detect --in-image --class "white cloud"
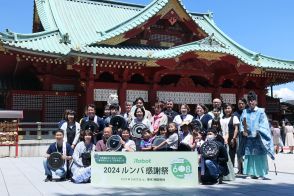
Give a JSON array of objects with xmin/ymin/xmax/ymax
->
[{"xmin": 273, "ymin": 88, "xmax": 294, "ymax": 101}]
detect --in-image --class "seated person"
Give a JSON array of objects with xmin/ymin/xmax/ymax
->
[
  {"xmin": 71, "ymin": 129, "xmax": 95, "ymax": 183},
  {"xmin": 153, "ymin": 122, "xmax": 179, "ymax": 151},
  {"xmin": 140, "ymin": 128, "xmax": 153, "ymax": 151},
  {"xmin": 120, "ymin": 128, "xmax": 136, "ymax": 152},
  {"xmin": 43, "ymin": 129, "xmax": 73, "ymax": 182},
  {"xmin": 200, "ymin": 128, "xmax": 229, "ymax": 184},
  {"xmin": 96, "ymin": 127, "xmax": 113, "ymax": 151}
]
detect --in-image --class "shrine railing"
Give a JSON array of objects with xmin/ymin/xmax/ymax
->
[{"xmin": 18, "ymin": 122, "xmax": 58, "ymax": 140}]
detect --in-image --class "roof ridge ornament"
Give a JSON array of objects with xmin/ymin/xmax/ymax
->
[
  {"xmin": 60, "ymin": 33, "xmax": 71, "ymax": 45},
  {"xmin": 207, "ymin": 10, "xmax": 214, "ymax": 19},
  {"xmin": 252, "ymin": 53, "xmax": 261, "ymax": 61}
]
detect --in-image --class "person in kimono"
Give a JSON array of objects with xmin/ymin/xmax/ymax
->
[
  {"xmin": 71, "ymin": 129, "xmax": 95, "ymax": 183},
  {"xmin": 239, "ymin": 91, "xmax": 274, "ymax": 180}
]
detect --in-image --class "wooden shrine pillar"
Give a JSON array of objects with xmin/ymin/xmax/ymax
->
[
  {"xmin": 258, "ymin": 89, "xmax": 267, "ymax": 108},
  {"xmin": 119, "ymin": 82, "xmax": 127, "ymax": 113},
  {"xmin": 42, "ymin": 74, "xmax": 52, "ymax": 91},
  {"xmin": 86, "ymin": 71, "xmax": 94, "ymax": 105}
]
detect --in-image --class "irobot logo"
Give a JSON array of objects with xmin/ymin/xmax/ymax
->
[{"xmin": 171, "ymin": 158, "xmax": 192, "ymax": 179}]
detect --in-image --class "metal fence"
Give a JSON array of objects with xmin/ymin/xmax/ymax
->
[{"xmin": 18, "ymin": 122, "xmax": 58, "ymax": 140}]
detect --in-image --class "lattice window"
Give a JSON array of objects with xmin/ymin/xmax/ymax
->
[
  {"xmin": 157, "ymin": 91, "xmax": 212, "ymax": 104},
  {"xmin": 94, "ymin": 89, "xmax": 117, "ymax": 102},
  {"xmin": 220, "ymin": 94, "xmax": 236, "ymax": 104},
  {"xmin": 12, "ymin": 94, "xmax": 42, "ymax": 110},
  {"xmin": 126, "ymin": 90, "xmax": 148, "ymax": 102},
  {"xmin": 149, "ymin": 34, "xmax": 182, "ymax": 45},
  {"xmin": 44, "ymin": 95, "xmax": 78, "ymax": 122}
]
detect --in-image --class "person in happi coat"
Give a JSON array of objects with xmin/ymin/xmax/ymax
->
[{"xmin": 239, "ymin": 91, "xmax": 274, "ymax": 180}]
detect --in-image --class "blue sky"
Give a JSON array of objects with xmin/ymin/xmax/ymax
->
[{"xmin": 1, "ymin": 0, "xmax": 294, "ymax": 100}]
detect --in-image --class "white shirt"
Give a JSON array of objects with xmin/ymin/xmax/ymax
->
[
  {"xmin": 166, "ymin": 133, "xmax": 179, "ymax": 150},
  {"xmin": 60, "ymin": 122, "xmax": 81, "ymax": 145},
  {"xmin": 129, "ymin": 118, "xmax": 154, "ymax": 133},
  {"xmin": 121, "ymin": 139, "xmax": 136, "ymax": 152},
  {"xmin": 181, "ymin": 133, "xmax": 192, "ymax": 146},
  {"xmin": 220, "ymin": 116, "xmax": 240, "ymax": 136},
  {"xmin": 173, "ymin": 114, "xmax": 193, "ymax": 129}
]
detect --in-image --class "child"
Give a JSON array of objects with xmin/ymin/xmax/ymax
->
[
  {"xmin": 192, "ymin": 130, "xmax": 205, "ymax": 153},
  {"xmin": 140, "ymin": 128, "xmax": 153, "ymax": 151},
  {"xmin": 153, "ymin": 122, "xmax": 178, "ymax": 151},
  {"xmin": 157, "ymin": 125, "xmax": 167, "ymax": 137}
]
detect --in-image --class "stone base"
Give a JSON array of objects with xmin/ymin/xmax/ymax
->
[{"xmin": 0, "ymin": 139, "xmax": 54, "ymax": 157}]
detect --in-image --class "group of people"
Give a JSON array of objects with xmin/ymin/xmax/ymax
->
[{"xmin": 43, "ymin": 91, "xmax": 281, "ymax": 185}]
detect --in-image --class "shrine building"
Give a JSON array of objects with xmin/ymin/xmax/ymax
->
[{"xmin": 1, "ymin": 0, "xmax": 294, "ymax": 121}]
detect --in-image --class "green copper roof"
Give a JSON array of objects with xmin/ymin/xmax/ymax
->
[
  {"xmin": 39, "ymin": 0, "xmax": 142, "ymax": 45},
  {"xmin": 0, "ymin": 30, "xmax": 70, "ymax": 55},
  {"xmin": 0, "ymin": 0, "xmax": 293, "ymax": 71}
]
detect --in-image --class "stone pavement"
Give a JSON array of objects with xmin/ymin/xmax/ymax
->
[{"xmin": 0, "ymin": 153, "xmax": 293, "ymax": 196}]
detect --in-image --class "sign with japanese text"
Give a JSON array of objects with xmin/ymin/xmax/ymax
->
[{"xmin": 91, "ymin": 152, "xmax": 198, "ymax": 187}]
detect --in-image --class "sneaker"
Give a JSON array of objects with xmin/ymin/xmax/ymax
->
[
  {"xmin": 44, "ymin": 175, "xmax": 52, "ymax": 182},
  {"xmin": 257, "ymin": 176, "xmax": 265, "ymax": 180}
]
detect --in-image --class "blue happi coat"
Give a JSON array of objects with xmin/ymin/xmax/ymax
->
[{"xmin": 239, "ymin": 107, "xmax": 275, "ymax": 160}]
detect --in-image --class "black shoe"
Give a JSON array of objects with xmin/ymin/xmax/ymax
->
[
  {"xmin": 280, "ymin": 150, "xmax": 284, "ymax": 153},
  {"xmin": 44, "ymin": 175, "xmax": 52, "ymax": 182},
  {"xmin": 218, "ymin": 176, "xmax": 223, "ymax": 184}
]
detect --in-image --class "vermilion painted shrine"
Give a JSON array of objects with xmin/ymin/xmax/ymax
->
[{"xmin": 0, "ymin": 0, "xmax": 293, "ymax": 121}]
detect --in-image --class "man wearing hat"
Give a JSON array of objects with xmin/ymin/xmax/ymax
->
[{"xmin": 239, "ymin": 91, "xmax": 274, "ymax": 180}]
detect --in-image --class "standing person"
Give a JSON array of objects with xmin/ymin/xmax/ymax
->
[
  {"xmin": 271, "ymin": 120, "xmax": 281, "ymax": 154},
  {"xmin": 153, "ymin": 122, "xmax": 179, "ymax": 151},
  {"xmin": 95, "ymin": 127, "xmax": 113, "ymax": 152},
  {"xmin": 283, "ymin": 121, "xmax": 294, "ymax": 154},
  {"xmin": 71, "ymin": 129, "xmax": 95, "ymax": 183},
  {"xmin": 58, "ymin": 109, "xmax": 71, "ymax": 128},
  {"xmin": 240, "ymin": 91, "xmax": 274, "ymax": 180},
  {"xmin": 194, "ymin": 104, "xmax": 212, "ymax": 132},
  {"xmin": 208, "ymin": 98, "xmax": 224, "ymax": 119},
  {"xmin": 151, "ymin": 102, "xmax": 168, "ymax": 135},
  {"xmin": 233, "ymin": 98, "xmax": 247, "ymax": 175},
  {"xmin": 208, "ymin": 108, "xmax": 221, "ymax": 129},
  {"xmin": 102, "ymin": 105, "xmax": 111, "ymax": 121},
  {"xmin": 80, "ymin": 104, "xmax": 105, "ymax": 144},
  {"xmin": 220, "ymin": 103, "xmax": 240, "ymax": 167},
  {"xmin": 43, "ymin": 130, "xmax": 73, "ymax": 182},
  {"xmin": 60, "ymin": 110, "xmax": 81, "ymax": 149},
  {"xmin": 164, "ymin": 100, "xmax": 178, "ymax": 123},
  {"xmin": 173, "ymin": 104, "xmax": 194, "ymax": 130},
  {"xmin": 130, "ymin": 97, "xmax": 152, "ymax": 121},
  {"xmin": 233, "ymin": 98, "xmax": 247, "ymax": 119},
  {"xmin": 123, "ymin": 101, "xmax": 133, "ymax": 125},
  {"xmin": 104, "ymin": 103, "xmax": 127, "ymax": 129},
  {"xmin": 129, "ymin": 107, "xmax": 153, "ymax": 132}
]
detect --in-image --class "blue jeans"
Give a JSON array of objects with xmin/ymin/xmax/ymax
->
[
  {"xmin": 205, "ymin": 159, "xmax": 220, "ymax": 179},
  {"xmin": 43, "ymin": 159, "xmax": 66, "ymax": 178}
]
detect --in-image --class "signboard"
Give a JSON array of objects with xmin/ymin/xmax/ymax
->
[{"xmin": 91, "ymin": 152, "xmax": 198, "ymax": 188}]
